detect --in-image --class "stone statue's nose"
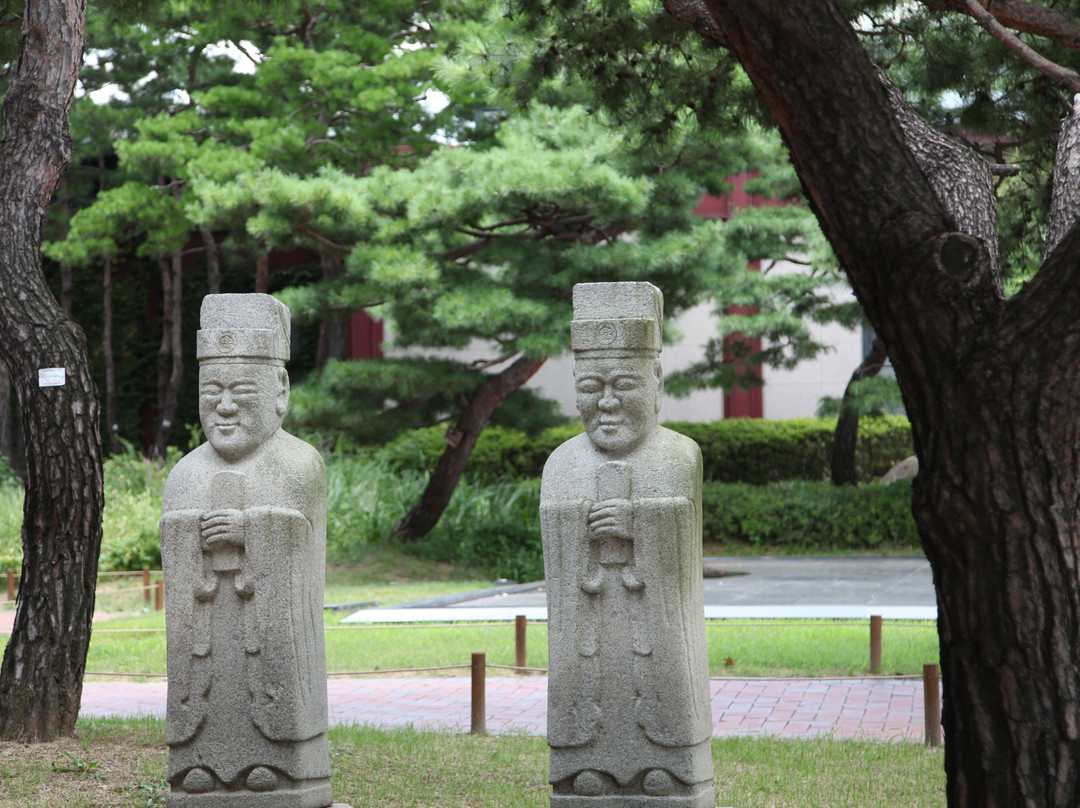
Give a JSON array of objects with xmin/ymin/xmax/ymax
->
[
  {"xmin": 598, "ymin": 390, "xmax": 619, "ymax": 411},
  {"xmin": 217, "ymin": 392, "xmax": 239, "ymax": 414}
]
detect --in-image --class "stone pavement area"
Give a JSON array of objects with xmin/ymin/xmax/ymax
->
[{"xmin": 78, "ymin": 675, "xmax": 936, "ymax": 742}]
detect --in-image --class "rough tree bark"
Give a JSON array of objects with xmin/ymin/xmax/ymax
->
[
  {"xmin": 154, "ymin": 251, "xmax": 183, "ymax": 456},
  {"xmin": 390, "ymin": 354, "xmax": 546, "ymax": 542},
  {"xmin": 103, "ymin": 255, "xmax": 122, "ymax": 455},
  {"xmin": 830, "ymin": 337, "xmax": 887, "ymax": 486},
  {"xmin": 0, "ymin": 359, "xmax": 11, "ymax": 463},
  {"xmin": 199, "ymin": 225, "xmax": 221, "ymax": 295},
  {"xmin": 0, "ymin": 0, "xmax": 103, "ymax": 741},
  {"xmin": 316, "ymin": 251, "xmax": 347, "ymax": 370},
  {"xmin": 694, "ymin": 2, "xmax": 1080, "ymax": 805}
]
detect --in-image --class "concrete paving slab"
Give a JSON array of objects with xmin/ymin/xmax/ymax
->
[{"xmin": 342, "ymin": 556, "xmax": 937, "ymax": 623}]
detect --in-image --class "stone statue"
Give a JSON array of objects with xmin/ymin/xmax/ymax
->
[
  {"xmin": 541, "ymin": 282, "xmax": 715, "ymax": 807},
  {"xmin": 160, "ymin": 294, "xmax": 334, "ymax": 808}
]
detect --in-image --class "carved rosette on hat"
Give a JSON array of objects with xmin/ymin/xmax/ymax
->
[
  {"xmin": 160, "ymin": 294, "xmax": 336, "ymax": 808},
  {"xmin": 541, "ymin": 282, "xmax": 715, "ymax": 807}
]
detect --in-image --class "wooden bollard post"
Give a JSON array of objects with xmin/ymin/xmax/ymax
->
[
  {"xmin": 869, "ymin": 615, "xmax": 883, "ymax": 674},
  {"xmin": 155, "ymin": 579, "xmax": 165, "ymax": 612},
  {"xmin": 471, "ymin": 652, "xmax": 486, "ymax": 734},
  {"xmin": 142, "ymin": 567, "xmax": 151, "ymax": 605},
  {"xmin": 6, "ymin": 570, "xmax": 13, "ymax": 603},
  {"xmin": 515, "ymin": 615, "xmax": 527, "ymax": 672},
  {"xmin": 923, "ymin": 662, "xmax": 942, "ymax": 747}
]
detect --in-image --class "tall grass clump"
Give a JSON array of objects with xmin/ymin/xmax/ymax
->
[
  {"xmin": 0, "ymin": 480, "xmax": 23, "ymax": 572},
  {"xmin": 325, "ymin": 455, "xmax": 428, "ymax": 556},
  {"xmin": 325, "ymin": 454, "xmax": 544, "ymax": 582},
  {"xmin": 99, "ymin": 444, "xmax": 182, "ymax": 571}
]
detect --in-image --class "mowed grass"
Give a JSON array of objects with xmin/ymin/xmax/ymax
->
[
  {"xmin": 3, "ymin": 546, "xmax": 940, "ymax": 678},
  {"xmin": 0, "ymin": 717, "xmax": 945, "ymax": 808}
]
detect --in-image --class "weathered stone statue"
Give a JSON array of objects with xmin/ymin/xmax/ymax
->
[
  {"xmin": 161, "ymin": 294, "xmax": 335, "ymax": 808},
  {"xmin": 541, "ymin": 282, "xmax": 715, "ymax": 807}
]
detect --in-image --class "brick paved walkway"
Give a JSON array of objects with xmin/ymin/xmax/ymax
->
[{"xmin": 79, "ymin": 676, "xmax": 934, "ymax": 742}]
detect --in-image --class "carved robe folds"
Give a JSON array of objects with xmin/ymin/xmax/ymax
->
[{"xmin": 541, "ymin": 428, "xmax": 713, "ymax": 807}]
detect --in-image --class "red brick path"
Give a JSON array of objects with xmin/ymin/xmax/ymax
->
[{"xmin": 77, "ymin": 676, "xmax": 935, "ymax": 742}]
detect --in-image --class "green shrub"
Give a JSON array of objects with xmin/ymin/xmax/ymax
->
[
  {"xmin": 666, "ymin": 415, "xmax": 912, "ymax": 484},
  {"xmin": 325, "ymin": 455, "xmax": 428, "ymax": 559},
  {"xmin": 375, "ymin": 423, "xmax": 584, "ymax": 484},
  {"xmin": 99, "ymin": 490, "xmax": 164, "ymax": 571},
  {"xmin": 325, "ymin": 453, "xmax": 545, "ymax": 582},
  {"xmin": 412, "ymin": 478, "xmax": 544, "ymax": 583},
  {"xmin": 0, "ymin": 454, "xmax": 17, "ymax": 488},
  {"xmin": 98, "ymin": 444, "xmax": 182, "ymax": 572},
  {"xmin": 702, "ymin": 479, "xmax": 918, "ymax": 551},
  {"xmin": 0, "ymin": 484, "xmax": 22, "ymax": 573},
  {"xmin": 375, "ymin": 417, "xmax": 912, "ymax": 485}
]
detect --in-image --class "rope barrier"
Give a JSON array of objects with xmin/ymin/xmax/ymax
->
[{"xmin": 327, "ymin": 664, "xmax": 471, "ymax": 676}]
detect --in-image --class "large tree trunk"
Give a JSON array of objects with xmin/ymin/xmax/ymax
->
[
  {"xmin": 103, "ymin": 255, "xmax": 121, "ymax": 455},
  {"xmin": 830, "ymin": 337, "xmax": 887, "ymax": 485},
  {"xmin": 316, "ymin": 252, "xmax": 347, "ymax": 369},
  {"xmin": 390, "ymin": 355, "xmax": 546, "ymax": 542},
  {"xmin": 154, "ymin": 251, "xmax": 183, "ymax": 456},
  {"xmin": 697, "ymin": 2, "xmax": 1080, "ymax": 805},
  {"xmin": 0, "ymin": 0, "xmax": 101, "ymax": 742},
  {"xmin": 199, "ymin": 225, "xmax": 221, "ymax": 295},
  {"xmin": 0, "ymin": 359, "xmax": 11, "ymax": 463}
]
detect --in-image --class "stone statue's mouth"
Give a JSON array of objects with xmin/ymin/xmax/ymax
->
[{"xmin": 215, "ymin": 423, "xmax": 239, "ymax": 433}]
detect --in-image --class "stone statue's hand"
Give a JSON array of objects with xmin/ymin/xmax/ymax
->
[
  {"xmin": 200, "ymin": 509, "xmax": 246, "ymax": 549},
  {"xmin": 588, "ymin": 499, "xmax": 632, "ymax": 540}
]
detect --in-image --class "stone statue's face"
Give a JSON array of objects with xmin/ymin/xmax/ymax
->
[
  {"xmin": 574, "ymin": 355, "xmax": 661, "ymax": 455},
  {"xmin": 199, "ymin": 362, "xmax": 288, "ymax": 462}
]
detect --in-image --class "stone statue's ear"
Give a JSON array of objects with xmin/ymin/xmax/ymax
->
[{"xmin": 276, "ymin": 368, "xmax": 290, "ymax": 417}]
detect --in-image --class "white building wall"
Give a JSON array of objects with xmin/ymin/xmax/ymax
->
[
  {"xmin": 385, "ymin": 263, "xmax": 864, "ymax": 423},
  {"xmin": 760, "ymin": 318, "xmax": 864, "ymax": 420},
  {"xmin": 525, "ymin": 298, "xmax": 863, "ymax": 423}
]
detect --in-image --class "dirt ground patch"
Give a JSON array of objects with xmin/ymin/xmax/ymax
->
[{"xmin": 0, "ymin": 723, "xmax": 167, "ymax": 808}]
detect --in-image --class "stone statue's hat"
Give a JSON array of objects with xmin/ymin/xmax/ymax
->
[
  {"xmin": 571, "ymin": 282, "xmax": 663, "ymax": 357},
  {"xmin": 197, "ymin": 293, "xmax": 291, "ymax": 363}
]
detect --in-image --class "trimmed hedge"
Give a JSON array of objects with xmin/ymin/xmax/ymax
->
[
  {"xmin": 666, "ymin": 415, "xmax": 912, "ymax": 484},
  {"xmin": 410, "ymin": 478, "xmax": 917, "ymax": 581},
  {"xmin": 375, "ymin": 424, "xmax": 584, "ymax": 484},
  {"xmin": 376, "ymin": 416, "xmax": 913, "ymax": 485},
  {"xmin": 702, "ymin": 479, "xmax": 918, "ymax": 551}
]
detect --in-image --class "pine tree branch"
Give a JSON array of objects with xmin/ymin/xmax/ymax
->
[
  {"xmin": 295, "ymin": 223, "xmax": 352, "ymax": 254},
  {"xmin": 439, "ymin": 237, "xmax": 490, "ymax": 261},
  {"xmin": 1043, "ymin": 94, "xmax": 1080, "ymax": 262},
  {"xmin": 955, "ymin": 0, "xmax": 1080, "ymax": 92},
  {"xmin": 661, "ymin": 0, "xmax": 728, "ymax": 45},
  {"xmin": 923, "ymin": 0, "xmax": 1080, "ymax": 55},
  {"xmin": 465, "ymin": 354, "xmax": 516, "ymax": 372}
]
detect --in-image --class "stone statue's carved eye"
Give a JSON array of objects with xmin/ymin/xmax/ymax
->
[
  {"xmin": 576, "ymin": 378, "xmax": 602, "ymax": 394},
  {"xmin": 200, "ymin": 384, "xmax": 224, "ymax": 397},
  {"xmin": 613, "ymin": 377, "xmax": 639, "ymax": 391}
]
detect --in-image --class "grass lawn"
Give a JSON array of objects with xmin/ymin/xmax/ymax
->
[
  {"xmin": 0, "ymin": 548, "xmax": 946, "ymax": 807},
  {"xmin": 65, "ymin": 614, "xmax": 938, "ymax": 679},
  {"xmin": 3, "ymin": 546, "xmax": 940, "ymax": 679},
  {"xmin": 0, "ymin": 717, "xmax": 945, "ymax": 808}
]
